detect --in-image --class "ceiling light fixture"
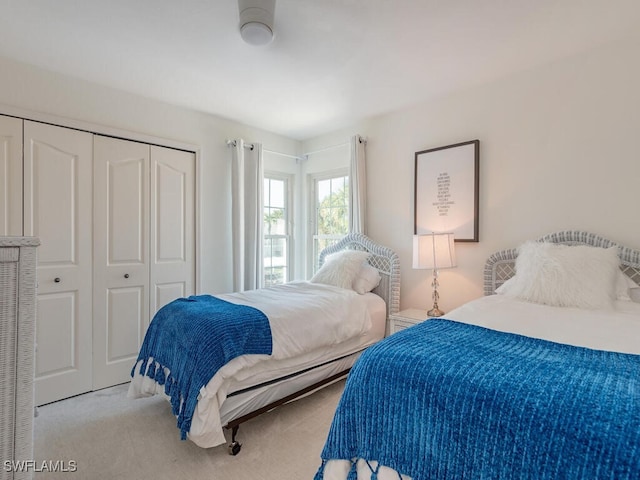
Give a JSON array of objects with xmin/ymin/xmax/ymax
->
[{"xmin": 238, "ymin": 0, "xmax": 276, "ymax": 46}]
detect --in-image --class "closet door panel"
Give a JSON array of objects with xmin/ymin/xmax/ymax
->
[
  {"xmin": 106, "ymin": 286, "xmax": 146, "ymax": 361},
  {"xmin": 93, "ymin": 136, "xmax": 150, "ymax": 389},
  {"xmin": 23, "ymin": 121, "xmax": 93, "ymax": 406},
  {"xmin": 150, "ymin": 146, "xmax": 195, "ymax": 314},
  {"xmin": 0, "ymin": 115, "xmax": 23, "ymax": 236}
]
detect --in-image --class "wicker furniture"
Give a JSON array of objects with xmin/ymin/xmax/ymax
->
[
  {"xmin": 320, "ymin": 233, "xmax": 401, "ymax": 331},
  {"xmin": 0, "ymin": 237, "xmax": 39, "ymax": 480},
  {"xmin": 484, "ymin": 230, "xmax": 640, "ymax": 296}
]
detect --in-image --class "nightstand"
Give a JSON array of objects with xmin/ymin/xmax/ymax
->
[{"xmin": 389, "ymin": 308, "xmax": 430, "ymax": 335}]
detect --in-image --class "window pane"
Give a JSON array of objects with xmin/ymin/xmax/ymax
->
[
  {"xmin": 316, "ymin": 175, "xmax": 348, "ymax": 237},
  {"xmin": 312, "ymin": 174, "xmax": 349, "ymax": 274},
  {"xmin": 272, "ymin": 207, "xmax": 285, "ymax": 235},
  {"xmin": 317, "ymin": 179, "xmax": 331, "ymax": 203},
  {"xmin": 263, "ymin": 175, "xmax": 290, "ymax": 285},
  {"xmin": 271, "ymin": 179, "xmax": 285, "ymax": 208},
  {"xmin": 263, "ymin": 237, "xmax": 287, "ymax": 286}
]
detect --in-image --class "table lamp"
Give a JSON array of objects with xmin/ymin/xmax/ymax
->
[{"xmin": 413, "ymin": 232, "xmax": 457, "ymax": 317}]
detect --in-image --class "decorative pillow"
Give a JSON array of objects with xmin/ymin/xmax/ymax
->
[
  {"xmin": 353, "ymin": 263, "xmax": 381, "ymax": 294},
  {"xmin": 310, "ymin": 250, "xmax": 370, "ymax": 290},
  {"xmin": 499, "ymin": 268, "xmax": 638, "ymax": 301},
  {"xmin": 630, "ymin": 288, "xmax": 640, "ymax": 304},
  {"xmin": 497, "ymin": 241, "xmax": 620, "ymax": 309}
]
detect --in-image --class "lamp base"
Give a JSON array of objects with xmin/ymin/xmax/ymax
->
[{"xmin": 427, "ymin": 306, "xmax": 445, "ymax": 317}]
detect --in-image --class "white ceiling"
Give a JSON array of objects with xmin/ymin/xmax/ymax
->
[{"xmin": 1, "ymin": 0, "xmax": 639, "ymax": 140}]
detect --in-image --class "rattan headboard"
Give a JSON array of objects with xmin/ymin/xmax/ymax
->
[
  {"xmin": 484, "ymin": 230, "xmax": 640, "ymax": 296},
  {"xmin": 319, "ymin": 233, "xmax": 401, "ymax": 317}
]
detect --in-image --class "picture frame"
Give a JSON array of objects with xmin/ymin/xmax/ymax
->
[{"xmin": 414, "ymin": 139, "xmax": 479, "ymax": 242}]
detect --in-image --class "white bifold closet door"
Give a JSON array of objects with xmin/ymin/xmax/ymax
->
[
  {"xmin": 23, "ymin": 121, "xmax": 94, "ymax": 406},
  {"xmin": 2, "ymin": 117, "xmax": 195, "ymax": 404},
  {"xmin": 93, "ymin": 136, "xmax": 195, "ymax": 389},
  {"xmin": 149, "ymin": 145, "xmax": 196, "ymax": 313}
]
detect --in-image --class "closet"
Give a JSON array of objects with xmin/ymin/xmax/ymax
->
[{"xmin": 0, "ymin": 115, "xmax": 196, "ymax": 405}]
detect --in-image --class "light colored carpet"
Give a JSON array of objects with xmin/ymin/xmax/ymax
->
[{"xmin": 34, "ymin": 379, "xmax": 345, "ymax": 479}]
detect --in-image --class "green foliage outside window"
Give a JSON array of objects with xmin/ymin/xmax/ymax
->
[{"xmin": 317, "ymin": 184, "xmax": 349, "ymax": 236}]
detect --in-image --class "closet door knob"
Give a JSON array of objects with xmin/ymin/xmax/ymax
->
[
  {"xmin": 124, "ymin": 273, "xmax": 130, "ymax": 279},
  {"xmin": 54, "ymin": 277, "xmax": 61, "ymax": 283}
]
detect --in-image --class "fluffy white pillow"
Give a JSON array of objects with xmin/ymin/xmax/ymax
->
[
  {"xmin": 498, "ymin": 241, "xmax": 620, "ymax": 309},
  {"xmin": 498, "ymin": 268, "xmax": 638, "ymax": 301},
  {"xmin": 352, "ymin": 263, "xmax": 381, "ymax": 294},
  {"xmin": 311, "ymin": 250, "xmax": 370, "ymax": 290}
]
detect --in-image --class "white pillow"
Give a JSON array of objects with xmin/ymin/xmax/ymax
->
[
  {"xmin": 352, "ymin": 264, "xmax": 381, "ymax": 294},
  {"xmin": 310, "ymin": 250, "xmax": 370, "ymax": 290},
  {"xmin": 497, "ymin": 241, "xmax": 619, "ymax": 309},
  {"xmin": 499, "ymin": 268, "xmax": 638, "ymax": 301}
]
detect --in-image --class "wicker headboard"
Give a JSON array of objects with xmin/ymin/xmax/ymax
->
[
  {"xmin": 319, "ymin": 233, "xmax": 401, "ymax": 317},
  {"xmin": 484, "ymin": 230, "xmax": 640, "ymax": 296}
]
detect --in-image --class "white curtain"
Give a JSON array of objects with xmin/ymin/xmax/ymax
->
[
  {"xmin": 349, "ymin": 134, "xmax": 367, "ymax": 234},
  {"xmin": 231, "ymin": 139, "xmax": 264, "ymax": 292}
]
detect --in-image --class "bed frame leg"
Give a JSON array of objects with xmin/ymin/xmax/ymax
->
[{"xmin": 228, "ymin": 425, "xmax": 242, "ymax": 456}]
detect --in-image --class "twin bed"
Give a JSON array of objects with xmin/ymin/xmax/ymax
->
[
  {"xmin": 128, "ymin": 233, "xmax": 400, "ymax": 452},
  {"xmin": 316, "ymin": 231, "xmax": 640, "ymax": 479}
]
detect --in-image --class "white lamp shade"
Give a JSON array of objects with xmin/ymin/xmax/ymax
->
[{"xmin": 413, "ymin": 233, "xmax": 457, "ymax": 270}]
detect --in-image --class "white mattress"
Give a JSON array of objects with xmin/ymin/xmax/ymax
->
[
  {"xmin": 129, "ymin": 283, "xmax": 387, "ymax": 448},
  {"xmin": 218, "ymin": 292, "xmax": 386, "ymax": 426},
  {"xmin": 445, "ymin": 294, "xmax": 640, "ymax": 355}
]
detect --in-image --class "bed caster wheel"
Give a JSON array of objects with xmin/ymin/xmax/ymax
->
[{"xmin": 228, "ymin": 441, "xmax": 242, "ymax": 456}]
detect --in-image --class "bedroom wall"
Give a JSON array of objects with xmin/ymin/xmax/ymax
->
[
  {"xmin": 0, "ymin": 55, "xmax": 301, "ymax": 295},
  {"xmin": 303, "ymin": 35, "xmax": 640, "ymax": 313}
]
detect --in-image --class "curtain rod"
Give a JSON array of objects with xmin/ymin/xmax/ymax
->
[
  {"xmin": 263, "ymin": 149, "xmax": 304, "ymax": 161},
  {"xmin": 228, "ymin": 135, "xmax": 367, "ymax": 159},
  {"xmin": 227, "ymin": 140, "xmax": 302, "ymax": 160},
  {"xmin": 302, "ymin": 142, "xmax": 348, "ymax": 157},
  {"xmin": 302, "ymin": 136, "xmax": 367, "ymax": 158}
]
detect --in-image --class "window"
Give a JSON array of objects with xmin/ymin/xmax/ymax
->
[
  {"xmin": 310, "ymin": 171, "xmax": 349, "ymax": 273},
  {"xmin": 263, "ymin": 174, "xmax": 291, "ymax": 286}
]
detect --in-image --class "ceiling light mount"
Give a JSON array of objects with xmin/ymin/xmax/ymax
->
[{"xmin": 238, "ymin": 0, "xmax": 276, "ymax": 46}]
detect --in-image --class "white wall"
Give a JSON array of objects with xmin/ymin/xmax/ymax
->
[
  {"xmin": 4, "ymin": 32, "xmax": 639, "ymax": 311},
  {"xmin": 0, "ymin": 55, "xmax": 301, "ymax": 295},
  {"xmin": 304, "ymin": 36, "xmax": 640, "ymax": 313}
]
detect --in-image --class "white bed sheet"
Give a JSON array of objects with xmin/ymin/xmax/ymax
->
[
  {"xmin": 218, "ymin": 292, "xmax": 386, "ymax": 427},
  {"xmin": 445, "ymin": 295, "xmax": 640, "ymax": 355},
  {"xmin": 129, "ymin": 282, "xmax": 386, "ymax": 448},
  {"xmin": 320, "ymin": 295, "xmax": 640, "ymax": 480}
]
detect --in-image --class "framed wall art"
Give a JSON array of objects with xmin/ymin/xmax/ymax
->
[{"xmin": 414, "ymin": 139, "xmax": 479, "ymax": 242}]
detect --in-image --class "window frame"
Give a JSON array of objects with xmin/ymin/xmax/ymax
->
[
  {"xmin": 307, "ymin": 168, "xmax": 350, "ymax": 276},
  {"xmin": 263, "ymin": 171, "xmax": 294, "ymax": 286}
]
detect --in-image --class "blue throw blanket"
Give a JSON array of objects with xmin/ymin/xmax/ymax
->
[
  {"xmin": 133, "ymin": 295, "xmax": 272, "ymax": 440},
  {"xmin": 316, "ymin": 319, "xmax": 640, "ymax": 480}
]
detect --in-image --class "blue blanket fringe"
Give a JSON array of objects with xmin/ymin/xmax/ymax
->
[
  {"xmin": 133, "ymin": 295, "xmax": 272, "ymax": 440},
  {"xmin": 316, "ymin": 319, "xmax": 640, "ymax": 479}
]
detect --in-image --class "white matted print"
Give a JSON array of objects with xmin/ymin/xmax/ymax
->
[{"xmin": 414, "ymin": 140, "xmax": 479, "ymax": 242}]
